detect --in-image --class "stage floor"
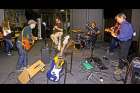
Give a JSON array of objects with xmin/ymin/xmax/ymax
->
[{"xmin": 0, "ymin": 40, "xmax": 130, "ymax": 84}]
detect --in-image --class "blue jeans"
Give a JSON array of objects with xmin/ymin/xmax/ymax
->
[
  {"xmin": 4, "ymin": 39, "xmax": 13, "ymax": 53},
  {"xmin": 16, "ymin": 41, "xmax": 27, "ymax": 70},
  {"xmin": 109, "ymin": 37, "xmax": 118, "ymax": 52}
]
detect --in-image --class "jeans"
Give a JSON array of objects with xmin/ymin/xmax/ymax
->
[
  {"xmin": 4, "ymin": 39, "xmax": 13, "ymax": 54},
  {"xmin": 16, "ymin": 41, "xmax": 27, "ymax": 70},
  {"xmin": 109, "ymin": 37, "xmax": 118, "ymax": 52}
]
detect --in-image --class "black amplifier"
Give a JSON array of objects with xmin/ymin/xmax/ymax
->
[{"xmin": 131, "ymin": 57, "xmax": 140, "ymax": 84}]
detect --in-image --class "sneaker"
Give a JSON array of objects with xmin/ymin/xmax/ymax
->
[
  {"xmin": 21, "ymin": 67, "xmax": 27, "ymax": 70},
  {"xmin": 7, "ymin": 52, "xmax": 12, "ymax": 56}
]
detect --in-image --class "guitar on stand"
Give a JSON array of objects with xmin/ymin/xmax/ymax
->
[{"xmin": 47, "ymin": 35, "xmax": 70, "ymax": 82}]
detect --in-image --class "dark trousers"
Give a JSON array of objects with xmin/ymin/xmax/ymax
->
[
  {"xmin": 89, "ymin": 37, "xmax": 96, "ymax": 57},
  {"xmin": 16, "ymin": 41, "xmax": 27, "ymax": 70},
  {"xmin": 119, "ymin": 39, "xmax": 132, "ymax": 69}
]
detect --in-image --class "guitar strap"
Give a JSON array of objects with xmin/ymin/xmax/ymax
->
[{"xmin": 21, "ymin": 27, "xmax": 25, "ymax": 49}]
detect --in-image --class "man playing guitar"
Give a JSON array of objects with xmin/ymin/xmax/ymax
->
[
  {"xmin": 16, "ymin": 19, "xmax": 37, "ymax": 71},
  {"xmin": 86, "ymin": 21, "xmax": 100, "ymax": 56},
  {"xmin": 111, "ymin": 13, "xmax": 134, "ymax": 70},
  {"xmin": 51, "ymin": 17, "xmax": 63, "ymax": 51}
]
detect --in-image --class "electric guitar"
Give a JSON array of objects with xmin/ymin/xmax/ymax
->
[
  {"xmin": 0, "ymin": 32, "xmax": 3, "ymax": 38},
  {"xmin": 47, "ymin": 57, "xmax": 64, "ymax": 82},
  {"xmin": 47, "ymin": 35, "xmax": 70, "ymax": 82}
]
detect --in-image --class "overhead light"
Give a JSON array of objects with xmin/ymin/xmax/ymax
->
[{"xmin": 60, "ymin": 9, "xmax": 64, "ymax": 12}]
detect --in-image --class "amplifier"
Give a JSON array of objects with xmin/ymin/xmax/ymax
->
[{"xmin": 131, "ymin": 57, "xmax": 140, "ymax": 84}]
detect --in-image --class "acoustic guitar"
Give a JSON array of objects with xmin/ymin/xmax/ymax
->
[{"xmin": 104, "ymin": 23, "xmax": 120, "ymax": 36}]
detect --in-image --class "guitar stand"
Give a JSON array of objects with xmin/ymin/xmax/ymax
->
[
  {"xmin": 123, "ymin": 61, "xmax": 133, "ymax": 84},
  {"xmin": 65, "ymin": 50, "xmax": 74, "ymax": 76},
  {"xmin": 64, "ymin": 60, "xmax": 67, "ymax": 84}
]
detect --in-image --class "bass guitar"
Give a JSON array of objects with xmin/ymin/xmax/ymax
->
[
  {"xmin": 47, "ymin": 35, "xmax": 70, "ymax": 82},
  {"xmin": 47, "ymin": 57, "xmax": 64, "ymax": 82}
]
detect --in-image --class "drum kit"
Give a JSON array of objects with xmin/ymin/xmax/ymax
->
[{"xmin": 71, "ymin": 28, "xmax": 91, "ymax": 49}]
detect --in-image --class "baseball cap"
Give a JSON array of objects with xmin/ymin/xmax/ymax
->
[{"xmin": 28, "ymin": 19, "xmax": 37, "ymax": 25}]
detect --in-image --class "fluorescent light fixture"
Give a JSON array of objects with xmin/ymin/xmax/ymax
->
[{"xmin": 60, "ymin": 9, "xmax": 64, "ymax": 12}]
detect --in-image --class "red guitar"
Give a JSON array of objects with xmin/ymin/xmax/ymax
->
[{"xmin": 22, "ymin": 36, "xmax": 37, "ymax": 51}]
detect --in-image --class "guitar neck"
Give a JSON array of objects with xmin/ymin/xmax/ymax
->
[
  {"xmin": 60, "ymin": 36, "xmax": 70, "ymax": 57},
  {"xmin": 104, "ymin": 28, "xmax": 113, "ymax": 32}
]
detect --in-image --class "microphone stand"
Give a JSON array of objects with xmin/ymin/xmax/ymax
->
[
  {"xmin": 44, "ymin": 25, "xmax": 47, "ymax": 48},
  {"xmin": 43, "ymin": 23, "xmax": 47, "ymax": 48}
]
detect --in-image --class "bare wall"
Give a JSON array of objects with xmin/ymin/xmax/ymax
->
[{"xmin": 70, "ymin": 9, "xmax": 104, "ymax": 40}]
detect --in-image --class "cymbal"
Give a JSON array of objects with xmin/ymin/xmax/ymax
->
[
  {"xmin": 71, "ymin": 29, "xmax": 81, "ymax": 32},
  {"xmin": 72, "ymin": 31, "xmax": 85, "ymax": 34}
]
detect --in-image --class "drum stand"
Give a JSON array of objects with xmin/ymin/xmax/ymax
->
[{"xmin": 68, "ymin": 51, "xmax": 74, "ymax": 76}]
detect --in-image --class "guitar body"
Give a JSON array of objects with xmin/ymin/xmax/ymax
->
[
  {"xmin": 47, "ymin": 35, "xmax": 69, "ymax": 82},
  {"xmin": 0, "ymin": 32, "xmax": 3, "ymax": 38},
  {"xmin": 105, "ymin": 23, "xmax": 120, "ymax": 36},
  {"xmin": 22, "ymin": 37, "xmax": 37, "ymax": 51},
  {"xmin": 22, "ymin": 38, "xmax": 31, "ymax": 51},
  {"xmin": 47, "ymin": 60, "xmax": 63, "ymax": 82}
]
